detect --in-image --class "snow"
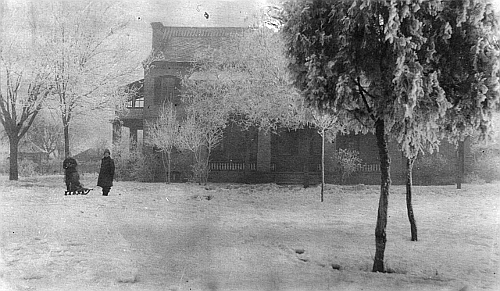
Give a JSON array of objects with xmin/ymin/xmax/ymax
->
[{"xmin": 0, "ymin": 175, "xmax": 499, "ymax": 291}]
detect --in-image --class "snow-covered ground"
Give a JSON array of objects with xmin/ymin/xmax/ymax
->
[{"xmin": 0, "ymin": 175, "xmax": 498, "ymax": 291}]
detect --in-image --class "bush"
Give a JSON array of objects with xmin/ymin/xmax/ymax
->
[
  {"xmin": 114, "ymin": 150, "xmax": 154, "ymax": 182},
  {"xmin": 414, "ymin": 152, "xmax": 454, "ymax": 185},
  {"xmin": 19, "ymin": 159, "xmax": 37, "ymax": 177},
  {"xmin": 334, "ymin": 148, "xmax": 362, "ymax": 184},
  {"xmin": 39, "ymin": 159, "xmax": 63, "ymax": 175},
  {"xmin": 470, "ymin": 149, "xmax": 500, "ymax": 183}
]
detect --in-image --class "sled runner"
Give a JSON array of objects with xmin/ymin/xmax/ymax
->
[
  {"xmin": 63, "ymin": 157, "xmax": 91, "ymax": 196},
  {"xmin": 64, "ymin": 188, "xmax": 93, "ymax": 195}
]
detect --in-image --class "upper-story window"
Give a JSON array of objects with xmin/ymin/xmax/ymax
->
[
  {"xmin": 154, "ymin": 76, "xmax": 180, "ymax": 105},
  {"xmin": 126, "ymin": 97, "xmax": 144, "ymax": 108}
]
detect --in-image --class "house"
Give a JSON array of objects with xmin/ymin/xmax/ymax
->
[
  {"xmin": 115, "ymin": 22, "xmax": 468, "ymax": 185},
  {"xmin": 18, "ymin": 142, "xmax": 49, "ymax": 164}
]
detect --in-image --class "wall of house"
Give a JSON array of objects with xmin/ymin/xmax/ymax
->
[{"xmin": 143, "ymin": 61, "xmax": 190, "ymax": 120}]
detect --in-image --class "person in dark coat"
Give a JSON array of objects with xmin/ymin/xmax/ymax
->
[
  {"xmin": 63, "ymin": 157, "xmax": 85, "ymax": 191},
  {"xmin": 97, "ymin": 149, "xmax": 115, "ymax": 196}
]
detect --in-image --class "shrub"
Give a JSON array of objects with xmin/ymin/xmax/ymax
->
[
  {"xmin": 114, "ymin": 149, "xmax": 154, "ymax": 182},
  {"xmin": 334, "ymin": 148, "xmax": 362, "ymax": 184},
  {"xmin": 470, "ymin": 148, "xmax": 500, "ymax": 183},
  {"xmin": 39, "ymin": 159, "xmax": 64, "ymax": 175},
  {"xmin": 19, "ymin": 159, "xmax": 37, "ymax": 177},
  {"xmin": 413, "ymin": 152, "xmax": 455, "ymax": 185}
]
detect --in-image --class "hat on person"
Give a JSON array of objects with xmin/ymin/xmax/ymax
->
[{"xmin": 104, "ymin": 149, "xmax": 111, "ymax": 155}]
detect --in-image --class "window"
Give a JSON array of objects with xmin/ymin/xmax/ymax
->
[
  {"xmin": 135, "ymin": 97, "xmax": 144, "ymax": 108},
  {"xmin": 154, "ymin": 76, "xmax": 180, "ymax": 105},
  {"xmin": 126, "ymin": 97, "xmax": 144, "ymax": 108}
]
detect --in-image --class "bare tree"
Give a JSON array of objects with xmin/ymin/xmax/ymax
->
[
  {"xmin": 24, "ymin": 109, "xmax": 63, "ymax": 158},
  {"xmin": 32, "ymin": 0, "xmax": 139, "ymax": 157},
  {"xmin": 0, "ymin": 1, "xmax": 53, "ymax": 180},
  {"xmin": 178, "ymin": 78, "xmax": 230, "ymax": 184},
  {"xmin": 146, "ymin": 103, "xmax": 180, "ymax": 183},
  {"xmin": 310, "ymin": 110, "xmax": 340, "ymax": 202}
]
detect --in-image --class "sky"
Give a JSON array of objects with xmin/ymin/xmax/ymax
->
[
  {"xmin": 0, "ymin": 0, "xmax": 274, "ymax": 153},
  {"xmin": 113, "ymin": 0, "xmax": 275, "ymax": 81},
  {"xmin": 114, "ymin": 0, "xmax": 500, "ymax": 80}
]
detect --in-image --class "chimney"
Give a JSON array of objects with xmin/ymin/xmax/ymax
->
[{"xmin": 151, "ymin": 22, "xmax": 164, "ymax": 51}]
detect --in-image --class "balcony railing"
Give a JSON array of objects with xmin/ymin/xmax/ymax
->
[{"xmin": 118, "ymin": 107, "xmax": 143, "ymax": 120}]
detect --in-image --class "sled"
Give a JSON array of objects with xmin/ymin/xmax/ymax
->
[{"xmin": 64, "ymin": 188, "xmax": 93, "ymax": 195}]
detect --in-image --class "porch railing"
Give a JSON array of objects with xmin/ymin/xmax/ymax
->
[
  {"xmin": 209, "ymin": 161, "xmax": 256, "ymax": 171},
  {"xmin": 356, "ymin": 163, "xmax": 380, "ymax": 172},
  {"xmin": 209, "ymin": 162, "xmax": 380, "ymax": 173}
]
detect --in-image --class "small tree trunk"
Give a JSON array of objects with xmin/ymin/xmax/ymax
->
[
  {"xmin": 159, "ymin": 151, "xmax": 168, "ymax": 183},
  {"xmin": 406, "ymin": 156, "xmax": 417, "ymax": 241},
  {"xmin": 243, "ymin": 131, "xmax": 251, "ymax": 182},
  {"xmin": 456, "ymin": 140, "xmax": 465, "ymax": 189},
  {"xmin": 302, "ymin": 129, "xmax": 312, "ymax": 188},
  {"xmin": 373, "ymin": 119, "xmax": 390, "ymax": 273},
  {"xmin": 63, "ymin": 118, "xmax": 71, "ymax": 158},
  {"xmin": 9, "ymin": 136, "xmax": 20, "ymax": 180},
  {"xmin": 166, "ymin": 150, "xmax": 171, "ymax": 183},
  {"xmin": 321, "ymin": 129, "xmax": 325, "ymax": 202},
  {"xmin": 194, "ymin": 150, "xmax": 201, "ymax": 185},
  {"xmin": 204, "ymin": 147, "xmax": 211, "ymax": 185}
]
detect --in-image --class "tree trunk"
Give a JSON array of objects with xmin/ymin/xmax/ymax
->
[
  {"xmin": 243, "ymin": 131, "xmax": 251, "ymax": 182},
  {"xmin": 373, "ymin": 119, "xmax": 391, "ymax": 273},
  {"xmin": 9, "ymin": 136, "xmax": 20, "ymax": 180},
  {"xmin": 321, "ymin": 129, "xmax": 325, "ymax": 202},
  {"xmin": 204, "ymin": 147, "xmax": 210, "ymax": 185},
  {"xmin": 406, "ymin": 156, "xmax": 417, "ymax": 241},
  {"xmin": 63, "ymin": 118, "xmax": 70, "ymax": 158},
  {"xmin": 456, "ymin": 140, "xmax": 465, "ymax": 189},
  {"xmin": 302, "ymin": 129, "xmax": 312, "ymax": 188},
  {"xmin": 166, "ymin": 151, "xmax": 171, "ymax": 183}
]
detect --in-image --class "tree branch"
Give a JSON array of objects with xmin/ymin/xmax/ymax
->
[{"xmin": 353, "ymin": 76, "xmax": 376, "ymax": 121}]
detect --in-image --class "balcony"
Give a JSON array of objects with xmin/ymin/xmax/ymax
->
[{"xmin": 118, "ymin": 107, "xmax": 144, "ymax": 120}]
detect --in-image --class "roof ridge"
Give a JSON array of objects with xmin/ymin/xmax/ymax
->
[{"xmin": 161, "ymin": 26, "xmax": 246, "ymax": 38}]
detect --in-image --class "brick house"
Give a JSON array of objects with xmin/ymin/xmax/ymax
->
[{"xmin": 115, "ymin": 22, "xmax": 466, "ymax": 185}]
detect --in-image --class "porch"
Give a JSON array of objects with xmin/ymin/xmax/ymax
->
[{"xmin": 207, "ymin": 160, "xmax": 382, "ymax": 185}]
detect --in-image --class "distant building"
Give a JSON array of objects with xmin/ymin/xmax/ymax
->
[
  {"xmin": 115, "ymin": 22, "xmax": 468, "ymax": 185},
  {"xmin": 18, "ymin": 142, "xmax": 49, "ymax": 164}
]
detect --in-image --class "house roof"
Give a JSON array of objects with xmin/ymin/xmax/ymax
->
[
  {"xmin": 188, "ymin": 71, "xmax": 249, "ymax": 81},
  {"xmin": 125, "ymin": 79, "xmax": 144, "ymax": 100},
  {"xmin": 151, "ymin": 23, "xmax": 246, "ymax": 63},
  {"xmin": 73, "ymin": 148, "xmax": 103, "ymax": 162},
  {"xmin": 19, "ymin": 142, "xmax": 47, "ymax": 154}
]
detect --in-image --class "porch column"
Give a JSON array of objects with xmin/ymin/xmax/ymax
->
[
  {"xmin": 256, "ymin": 130, "xmax": 271, "ymax": 172},
  {"xmin": 325, "ymin": 135, "xmax": 337, "ymax": 180},
  {"xmin": 112, "ymin": 121, "xmax": 122, "ymax": 145},
  {"xmin": 130, "ymin": 127, "xmax": 138, "ymax": 150}
]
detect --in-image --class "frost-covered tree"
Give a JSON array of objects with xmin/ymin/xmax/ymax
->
[
  {"xmin": 190, "ymin": 27, "xmax": 306, "ymax": 131},
  {"xmin": 0, "ymin": 1, "xmax": 53, "ymax": 180},
  {"xmin": 435, "ymin": 0, "xmax": 500, "ymax": 188},
  {"xmin": 24, "ymin": 109, "xmax": 63, "ymax": 158},
  {"xmin": 180, "ymin": 74, "xmax": 231, "ymax": 184},
  {"xmin": 180, "ymin": 27, "xmax": 308, "ymax": 183},
  {"xmin": 32, "ymin": 0, "xmax": 140, "ymax": 158},
  {"xmin": 282, "ymin": 0, "xmax": 499, "ymax": 272},
  {"xmin": 146, "ymin": 103, "xmax": 180, "ymax": 183},
  {"xmin": 310, "ymin": 110, "xmax": 340, "ymax": 201}
]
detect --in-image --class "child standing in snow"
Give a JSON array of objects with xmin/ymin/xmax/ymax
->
[{"xmin": 97, "ymin": 149, "xmax": 115, "ymax": 196}]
